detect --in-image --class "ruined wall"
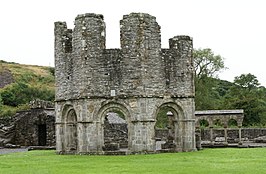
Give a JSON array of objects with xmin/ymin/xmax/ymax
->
[
  {"xmin": 0, "ymin": 108, "xmax": 55, "ymax": 147},
  {"xmin": 55, "ymin": 13, "xmax": 195, "ymax": 154},
  {"xmin": 201, "ymin": 128, "xmax": 266, "ymax": 142},
  {"xmin": 13, "ymin": 109, "xmax": 55, "ymax": 146}
]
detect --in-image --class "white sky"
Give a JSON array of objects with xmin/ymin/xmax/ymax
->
[{"xmin": 1, "ymin": 0, "xmax": 265, "ymax": 86}]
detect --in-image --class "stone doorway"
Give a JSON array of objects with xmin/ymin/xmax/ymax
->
[
  {"xmin": 38, "ymin": 124, "xmax": 47, "ymax": 146},
  {"xmin": 65, "ymin": 109, "xmax": 77, "ymax": 152},
  {"xmin": 155, "ymin": 105, "xmax": 181, "ymax": 152},
  {"xmin": 103, "ymin": 112, "xmax": 128, "ymax": 152}
]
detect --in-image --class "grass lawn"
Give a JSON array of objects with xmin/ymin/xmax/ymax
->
[{"xmin": 0, "ymin": 148, "xmax": 266, "ymax": 174}]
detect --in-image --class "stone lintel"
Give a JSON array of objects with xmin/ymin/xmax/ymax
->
[
  {"xmin": 195, "ymin": 110, "xmax": 244, "ymax": 115},
  {"xmin": 179, "ymin": 119, "xmax": 195, "ymax": 122},
  {"xmin": 131, "ymin": 119, "xmax": 155, "ymax": 123}
]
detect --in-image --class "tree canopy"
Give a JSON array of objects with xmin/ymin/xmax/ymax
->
[
  {"xmin": 194, "ymin": 48, "xmax": 266, "ymax": 126},
  {"xmin": 194, "ymin": 48, "xmax": 227, "ymax": 110},
  {"xmin": 194, "ymin": 48, "xmax": 226, "ymax": 79},
  {"xmin": 223, "ymin": 74, "xmax": 266, "ymax": 126}
]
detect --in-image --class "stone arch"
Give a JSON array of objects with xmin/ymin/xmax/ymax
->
[
  {"xmin": 61, "ymin": 104, "xmax": 75, "ymax": 122},
  {"xmin": 62, "ymin": 104, "xmax": 78, "ymax": 153},
  {"xmin": 155, "ymin": 102, "xmax": 185, "ymax": 119},
  {"xmin": 97, "ymin": 102, "xmax": 132, "ymax": 152},
  {"xmin": 154, "ymin": 102, "xmax": 184, "ymax": 151},
  {"xmin": 213, "ymin": 119, "xmax": 223, "ymax": 127},
  {"xmin": 228, "ymin": 118, "xmax": 238, "ymax": 127},
  {"xmin": 197, "ymin": 119, "xmax": 209, "ymax": 128}
]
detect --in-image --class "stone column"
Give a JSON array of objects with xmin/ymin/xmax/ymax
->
[
  {"xmin": 210, "ymin": 126, "xmax": 214, "ymax": 145},
  {"xmin": 55, "ymin": 122, "xmax": 65, "ymax": 154},
  {"xmin": 131, "ymin": 121, "xmax": 155, "ymax": 153},
  {"xmin": 238, "ymin": 126, "xmax": 242, "ymax": 145},
  {"xmin": 224, "ymin": 126, "xmax": 228, "ymax": 145},
  {"xmin": 181, "ymin": 119, "xmax": 196, "ymax": 152},
  {"xmin": 195, "ymin": 127, "xmax": 202, "ymax": 150}
]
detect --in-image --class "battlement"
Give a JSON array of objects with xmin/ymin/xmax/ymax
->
[
  {"xmin": 54, "ymin": 13, "xmax": 194, "ymax": 101},
  {"xmin": 75, "ymin": 13, "xmax": 104, "ymax": 20}
]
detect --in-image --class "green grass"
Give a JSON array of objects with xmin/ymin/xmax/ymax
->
[{"xmin": 0, "ymin": 148, "xmax": 266, "ymax": 174}]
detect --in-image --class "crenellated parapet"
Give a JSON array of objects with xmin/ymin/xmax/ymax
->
[{"xmin": 55, "ymin": 13, "xmax": 194, "ymax": 101}]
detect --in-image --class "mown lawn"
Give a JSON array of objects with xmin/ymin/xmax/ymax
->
[{"xmin": 0, "ymin": 148, "xmax": 266, "ymax": 174}]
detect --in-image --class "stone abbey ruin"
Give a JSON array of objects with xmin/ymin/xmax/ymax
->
[
  {"xmin": 54, "ymin": 12, "xmax": 196, "ymax": 154},
  {"xmin": 1, "ymin": 13, "xmax": 266, "ymax": 153}
]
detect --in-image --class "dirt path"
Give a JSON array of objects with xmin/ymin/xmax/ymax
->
[{"xmin": 0, "ymin": 148, "xmax": 28, "ymax": 155}]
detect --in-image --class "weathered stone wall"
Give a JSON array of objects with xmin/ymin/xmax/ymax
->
[
  {"xmin": 13, "ymin": 109, "xmax": 55, "ymax": 146},
  {"xmin": 201, "ymin": 128, "xmax": 266, "ymax": 142},
  {"xmin": 0, "ymin": 108, "xmax": 55, "ymax": 147},
  {"xmin": 120, "ymin": 13, "xmax": 165, "ymax": 96},
  {"xmin": 104, "ymin": 123, "xmax": 128, "ymax": 149},
  {"xmin": 55, "ymin": 12, "xmax": 195, "ymax": 154},
  {"xmin": 195, "ymin": 110, "xmax": 244, "ymax": 127}
]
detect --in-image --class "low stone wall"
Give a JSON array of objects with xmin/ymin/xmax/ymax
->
[
  {"xmin": 155, "ymin": 129, "xmax": 168, "ymax": 141},
  {"xmin": 104, "ymin": 123, "xmax": 128, "ymax": 149},
  {"xmin": 200, "ymin": 128, "xmax": 266, "ymax": 142}
]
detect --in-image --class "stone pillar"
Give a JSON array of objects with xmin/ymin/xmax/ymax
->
[
  {"xmin": 182, "ymin": 119, "xmax": 196, "ymax": 152},
  {"xmin": 131, "ymin": 121, "xmax": 155, "ymax": 153},
  {"xmin": 77, "ymin": 122, "xmax": 100, "ymax": 154},
  {"xmin": 55, "ymin": 123, "xmax": 64, "ymax": 153},
  {"xmin": 210, "ymin": 126, "xmax": 214, "ymax": 145},
  {"xmin": 224, "ymin": 126, "xmax": 228, "ymax": 145},
  {"xmin": 195, "ymin": 127, "xmax": 202, "ymax": 150},
  {"xmin": 238, "ymin": 126, "xmax": 242, "ymax": 145}
]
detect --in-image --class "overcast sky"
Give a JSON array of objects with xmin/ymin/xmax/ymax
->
[{"xmin": 1, "ymin": 0, "xmax": 265, "ymax": 86}]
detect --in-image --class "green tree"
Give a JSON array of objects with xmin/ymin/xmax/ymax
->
[
  {"xmin": 223, "ymin": 74, "xmax": 266, "ymax": 126},
  {"xmin": 234, "ymin": 73, "xmax": 260, "ymax": 90},
  {"xmin": 194, "ymin": 48, "xmax": 226, "ymax": 79},
  {"xmin": 193, "ymin": 48, "xmax": 227, "ymax": 110}
]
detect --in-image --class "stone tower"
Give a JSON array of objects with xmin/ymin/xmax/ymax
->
[{"xmin": 54, "ymin": 13, "xmax": 196, "ymax": 154}]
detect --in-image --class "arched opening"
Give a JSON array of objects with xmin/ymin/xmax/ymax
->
[
  {"xmin": 214, "ymin": 119, "xmax": 223, "ymax": 127},
  {"xmin": 103, "ymin": 111, "xmax": 128, "ymax": 152},
  {"xmin": 98, "ymin": 102, "xmax": 131, "ymax": 153},
  {"xmin": 155, "ymin": 104, "xmax": 181, "ymax": 152},
  {"xmin": 199, "ymin": 119, "xmax": 209, "ymax": 128},
  {"xmin": 228, "ymin": 119, "xmax": 238, "ymax": 127},
  {"xmin": 65, "ymin": 109, "xmax": 78, "ymax": 152}
]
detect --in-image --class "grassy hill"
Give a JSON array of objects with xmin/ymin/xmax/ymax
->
[{"xmin": 0, "ymin": 60, "xmax": 55, "ymax": 117}]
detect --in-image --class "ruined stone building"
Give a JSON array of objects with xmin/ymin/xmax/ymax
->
[
  {"xmin": 0, "ymin": 100, "xmax": 55, "ymax": 147},
  {"xmin": 195, "ymin": 110, "xmax": 244, "ymax": 148},
  {"xmin": 54, "ymin": 13, "xmax": 196, "ymax": 154}
]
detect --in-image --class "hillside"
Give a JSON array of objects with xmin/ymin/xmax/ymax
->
[{"xmin": 0, "ymin": 60, "xmax": 55, "ymax": 117}]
